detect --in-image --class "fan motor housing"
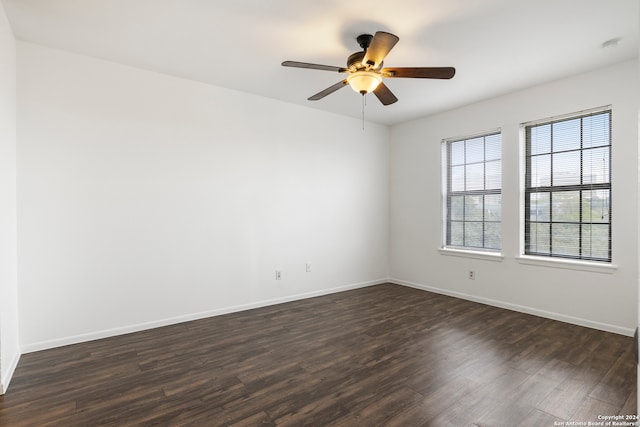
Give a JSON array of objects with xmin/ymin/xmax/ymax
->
[{"xmin": 347, "ymin": 52, "xmax": 365, "ymax": 69}]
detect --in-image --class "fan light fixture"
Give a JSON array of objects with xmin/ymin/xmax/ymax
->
[{"xmin": 347, "ymin": 71, "xmax": 382, "ymax": 94}]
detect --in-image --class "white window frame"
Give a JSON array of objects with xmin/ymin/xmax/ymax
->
[
  {"xmin": 517, "ymin": 105, "xmax": 615, "ymax": 272},
  {"xmin": 440, "ymin": 129, "xmax": 503, "ymax": 258}
]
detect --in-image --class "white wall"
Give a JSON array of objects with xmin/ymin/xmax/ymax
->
[
  {"xmin": 17, "ymin": 42, "xmax": 390, "ymax": 351},
  {"xmin": 390, "ymin": 59, "xmax": 639, "ymax": 335},
  {"xmin": 11, "ymin": 33, "xmax": 638, "ymax": 366},
  {"xmin": 0, "ymin": 0, "xmax": 19, "ymax": 394}
]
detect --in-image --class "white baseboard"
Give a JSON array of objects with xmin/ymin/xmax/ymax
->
[
  {"xmin": 21, "ymin": 278, "xmax": 389, "ymax": 354},
  {"xmin": 1, "ymin": 350, "xmax": 21, "ymax": 395},
  {"xmin": 390, "ymin": 278, "xmax": 635, "ymax": 337},
  {"xmin": 19, "ymin": 274, "xmax": 632, "ymax": 356}
]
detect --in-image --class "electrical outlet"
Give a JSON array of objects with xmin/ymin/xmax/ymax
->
[
  {"xmin": 275, "ymin": 270, "xmax": 281, "ymax": 280},
  {"xmin": 305, "ymin": 263, "xmax": 311, "ymax": 273},
  {"xmin": 468, "ymin": 270, "xmax": 475, "ymax": 280}
]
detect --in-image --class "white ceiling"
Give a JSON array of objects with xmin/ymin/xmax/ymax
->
[{"xmin": 2, "ymin": 0, "xmax": 638, "ymax": 125}]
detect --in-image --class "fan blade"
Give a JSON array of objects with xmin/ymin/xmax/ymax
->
[
  {"xmin": 382, "ymin": 67, "xmax": 456, "ymax": 79},
  {"xmin": 373, "ymin": 82, "xmax": 398, "ymax": 105},
  {"xmin": 362, "ymin": 31, "xmax": 399, "ymax": 69},
  {"xmin": 308, "ymin": 80, "xmax": 349, "ymax": 101},
  {"xmin": 282, "ymin": 61, "xmax": 347, "ymax": 73}
]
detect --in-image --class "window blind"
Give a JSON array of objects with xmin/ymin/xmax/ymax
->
[
  {"xmin": 524, "ymin": 109, "xmax": 611, "ymax": 262},
  {"xmin": 445, "ymin": 132, "xmax": 502, "ymax": 251}
]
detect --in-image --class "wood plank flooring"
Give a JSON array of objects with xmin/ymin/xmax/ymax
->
[{"xmin": 0, "ymin": 284, "xmax": 636, "ymax": 426}]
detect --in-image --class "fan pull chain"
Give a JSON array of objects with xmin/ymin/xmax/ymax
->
[{"xmin": 361, "ymin": 93, "xmax": 366, "ymax": 131}]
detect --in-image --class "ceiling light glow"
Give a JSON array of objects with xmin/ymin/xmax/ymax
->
[{"xmin": 347, "ymin": 71, "xmax": 382, "ymax": 94}]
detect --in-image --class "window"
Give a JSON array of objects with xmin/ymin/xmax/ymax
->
[
  {"xmin": 524, "ymin": 108, "xmax": 611, "ymax": 262},
  {"xmin": 444, "ymin": 132, "xmax": 502, "ymax": 251}
]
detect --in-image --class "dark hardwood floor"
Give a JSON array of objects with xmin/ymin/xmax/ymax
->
[{"xmin": 0, "ymin": 283, "xmax": 636, "ymax": 426}]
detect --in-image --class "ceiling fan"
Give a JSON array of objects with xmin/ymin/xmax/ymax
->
[{"xmin": 282, "ymin": 31, "xmax": 455, "ymax": 106}]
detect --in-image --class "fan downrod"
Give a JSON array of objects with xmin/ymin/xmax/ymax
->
[
  {"xmin": 349, "ymin": 34, "xmax": 376, "ymax": 69},
  {"xmin": 356, "ymin": 34, "xmax": 373, "ymax": 50}
]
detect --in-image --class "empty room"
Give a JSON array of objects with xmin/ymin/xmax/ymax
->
[{"xmin": 0, "ymin": 1, "xmax": 638, "ymax": 426}]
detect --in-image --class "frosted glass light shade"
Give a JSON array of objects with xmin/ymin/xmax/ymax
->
[{"xmin": 347, "ymin": 71, "xmax": 382, "ymax": 94}]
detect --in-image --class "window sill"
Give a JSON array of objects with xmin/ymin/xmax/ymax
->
[
  {"xmin": 515, "ymin": 255, "xmax": 617, "ymax": 274},
  {"xmin": 439, "ymin": 248, "xmax": 504, "ymax": 262}
]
